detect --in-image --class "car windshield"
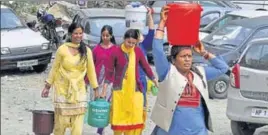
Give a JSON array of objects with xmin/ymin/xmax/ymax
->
[
  {"xmin": 202, "ymin": 24, "xmax": 252, "ymax": 48},
  {"xmin": 204, "ymin": 15, "xmax": 247, "ymax": 33},
  {"xmin": 85, "ymin": 17, "xmax": 126, "ymax": 37},
  {"xmin": 1, "ymin": 8, "xmax": 24, "ymax": 29}
]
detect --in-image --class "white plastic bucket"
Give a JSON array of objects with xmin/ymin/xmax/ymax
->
[{"xmin": 125, "ymin": 3, "xmax": 148, "ymax": 31}]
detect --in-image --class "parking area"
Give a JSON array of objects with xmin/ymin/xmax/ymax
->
[
  {"xmin": 1, "ymin": 1, "xmax": 268, "ymax": 135},
  {"xmin": 1, "ymin": 65, "xmax": 267, "ymax": 135}
]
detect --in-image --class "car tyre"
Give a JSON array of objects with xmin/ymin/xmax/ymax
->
[
  {"xmin": 231, "ymin": 121, "xmax": 256, "ymax": 135},
  {"xmin": 208, "ymin": 75, "xmax": 229, "ymax": 99},
  {"xmin": 33, "ymin": 64, "xmax": 48, "ymax": 73}
]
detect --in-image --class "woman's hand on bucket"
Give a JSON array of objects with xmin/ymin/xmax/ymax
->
[
  {"xmin": 100, "ymin": 90, "xmax": 107, "ymax": 99},
  {"xmin": 193, "ymin": 41, "xmax": 206, "ymax": 55},
  {"xmin": 41, "ymin": 87, "xmax": 49, "ymax": 98},
  {"xmin": 152, "ymin": 78, "xmax": 159, "ymax": 88},
  {"xmin": 41, "ymin": 82, "xmax": 50, "ymax": 98},
  {"xmin": 194, "ymin": 41, "xmax": 216, "ymax": 60},
  {"xmin": 160, "ymin": 5, "xmax": 170, "ymax": 22},
  {"xmin": 93, "ymin": 88, "xmax": 100, "ymax": 100}
]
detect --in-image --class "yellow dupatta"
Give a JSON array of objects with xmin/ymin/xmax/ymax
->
[
  {"xmin": 65, "ymin": 42, "xmax": 80, "ymax": 48},
  {"xmin": 121, "ymin": 44, "xmax": 136, "ymax": 112}
]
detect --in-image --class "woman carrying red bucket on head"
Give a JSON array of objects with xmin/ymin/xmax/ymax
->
[{"xmin": 150, "ymin": 5, "xmax": 229, "ymax": 135}]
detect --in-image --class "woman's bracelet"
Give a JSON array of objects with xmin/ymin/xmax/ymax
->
[
  {"xmin": 202, "ymin": 51, "xmax": 210, "ymax": 60},
  {"xmin": 156, "ymin": 28, "xmax": 164, "ymax": 32}
]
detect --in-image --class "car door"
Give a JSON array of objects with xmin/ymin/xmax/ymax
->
[{"xmin": 239, "ymin": 42, "xmax": 268, "ymax": 102}]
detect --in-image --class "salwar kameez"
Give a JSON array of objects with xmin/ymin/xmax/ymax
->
[
  {"xmin": 104, "ymin": 43, "xmax": 155, "ymax": 134},
  {"xmin": 54, "ymin": 113, "xmax": 85, "ymax": 135},
  {"xmin": 46, "ymin": 43, "xmax": 98, "ymax": 135},
  {"xmin": 111, "ymin": 44, "xmax": 144, "ymax": 134}
]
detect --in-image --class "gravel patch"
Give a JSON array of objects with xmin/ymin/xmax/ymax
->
[{"xmin": 1, "ymin": 66, "xmax": 266, "ymax": 135}]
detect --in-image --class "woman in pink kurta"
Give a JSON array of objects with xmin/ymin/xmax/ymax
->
[{"xmin": 85, "ymin": 25, "xmax": 116, "ymax": 135}]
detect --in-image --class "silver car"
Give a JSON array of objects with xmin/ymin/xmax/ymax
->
[
  {"xmin": 1, "ymin": 5, "xmax": 52, "ymax": 73},
  {"xmin": 199, "ymin": 10, "xmax": 268, "ymax": 39},
  {"xmin": 227, "ymin": 38, "xmax": 268, "ymax": 135},
  {"xmin": 71, "ymin": 8, "xmax": 126, "ymax": 49},
  {"xmin": 150, "ymin": 1, "xmax": 238, "ymax": 27}
]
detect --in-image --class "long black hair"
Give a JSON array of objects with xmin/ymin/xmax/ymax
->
[
  {"xmin": 170, "ymin": 46, "xmax": 206, "ymax": 88},
  {"xmin": 99, "ymin": 25, "xmax": 116, "ymax": 45},
  {"xmin": 124, "ymin": 29, "xmax": 140, "ymax": 40},
  {"xmin": 67, "ymin": 23, "xmax": 87, "ymax": 61}
]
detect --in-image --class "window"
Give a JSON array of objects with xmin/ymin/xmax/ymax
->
[
  {"xmin": 201, "ymin": 12, "xmax": 221, "ymax": 27},
  {"xmin": 84, "ymin": 22, "xmax": 90, "ymax": 34},
  {"xmin": 1, "ymin": 8, "xmax": 24, "ymax": 29},
  {"xmin": 85, "ymin": 17, "xmax": 126, "ymax": 37},
  {"xmin": 240, "ymin": 44, "xmax": 268, "ymax": 70},
  {"xmin": 200, "ymin": 1, "xmax": 224, "ymax": 7},
  {"xmin": 259, "ymin": 45, "xmax": 268, "ymax": 70},
  {"xmin": 203, "ymin": 24, "xmax": 252, "ymax": 48},
  {"xmin": 209, "ymin": 15, "xmax": 246, "ymax": 32},
  {"xmin": 251, "ymin": 28, "xmax": 268, "ymax": 40},
  {"xmin": 72, "ymin": 14, "xmax": 82, "ymax": 24}
]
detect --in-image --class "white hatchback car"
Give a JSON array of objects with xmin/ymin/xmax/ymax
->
[
  {"xmin": 227, "ymin": 38, "xmax": 268, "ymax": 135},
  {"xmin": 1, "ymin": 5, "xmax": 52, "ymax": 72}
]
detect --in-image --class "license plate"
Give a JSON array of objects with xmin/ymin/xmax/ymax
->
[
  {"xmin": 17, "ymin": 60, "xmax": 38, "ymax": 67},
  {"xmin": 251, "ymin": 108, "xmax": 268, "ymax": 118}
]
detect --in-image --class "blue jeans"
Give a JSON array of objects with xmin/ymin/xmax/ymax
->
[{"xmin": 140, "ymin": 76, "xmax": 147, "ymax": 107}]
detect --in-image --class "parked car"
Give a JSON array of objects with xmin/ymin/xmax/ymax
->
[
  {"xmin": 1, "ymin": 5, "xmax": 52, "ymax": 73},
  {"xmin": 147, "ymin": 6, "xmax": 237, "ymax": 64},
  {"xmin": 150, "ymin": 1, "xmax": 238, "ymax": 27},
  {"xmin": 226, "ymin": 38, "xmax": 268, "ymax": 135},
  {"xmin": 195, "ymin": 16, "xmax": 268, "ymax": 99},
  {"xmin": 199, "ymin": 10, "xmax": 268, "ymax": 39},
  {"xmin": 233, "ymin": 1, "xmax": 268, "ymax": 10},
  {"xmin": 70, "ymin": 8, "xmax": 126, "ymax": 49},
  {"xmin": 149, "ymin": 1, "xmax": 241, "ymax": 9}
]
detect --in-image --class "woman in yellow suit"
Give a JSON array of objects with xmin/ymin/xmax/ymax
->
[
  {"xmin": 41, "ymin": 23, "xmax": 98, "ymax": 135},
  {"xmin": 102, "ymin": 29, "xmax": 158, "ymax": 135}
]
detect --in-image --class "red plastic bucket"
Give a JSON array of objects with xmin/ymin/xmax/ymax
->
[{"xmin": 166, "ymin": 3, "xmax": 203, "ymax": 46}]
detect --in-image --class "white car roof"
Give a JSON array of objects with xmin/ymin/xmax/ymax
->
[
  {"xmin": 228, "ymin": 10, "xmax": 268, "ymax": 18},
  {"xmin": 1, "ymin": 5, "xmax": 9, "ymax": 9}
]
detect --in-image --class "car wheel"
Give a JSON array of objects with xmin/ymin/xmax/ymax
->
[
  {"xmin": 33, "ymin": 64, "xmax": 48, "ymax": 73},
  {"xmin": 231, "ymin": 121, "xmax": 256, "ymax": 135},
  {"xmin": 208, "ymin": 75, "xmax": 229, "ymax": 99}
]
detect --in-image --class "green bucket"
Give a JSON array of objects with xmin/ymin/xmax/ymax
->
[{"xmin": 87, "ymin": 98, "xmax": 110, "ymax": 128}]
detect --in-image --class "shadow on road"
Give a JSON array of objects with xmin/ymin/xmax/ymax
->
[{"xmin": 0, "ymin": 68, "xmax": 39, "ymax": 77}]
